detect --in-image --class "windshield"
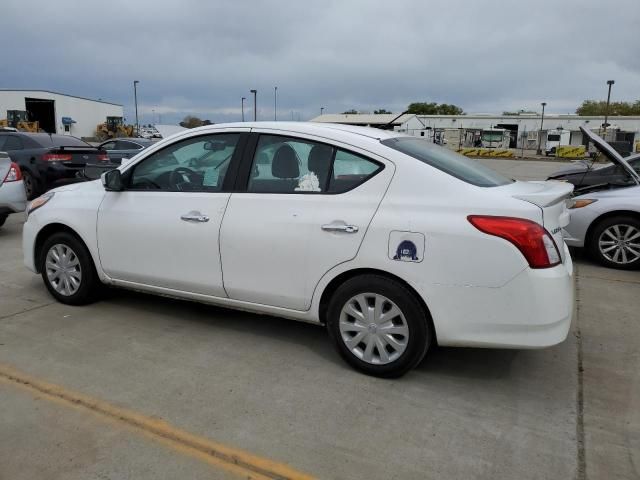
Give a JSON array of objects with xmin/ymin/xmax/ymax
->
[
  {"xmin": 481, "ymin": 132, "xmax": 504, "ymax": 142},
  {"xmin": 547, "ymin": 134, "xmax": 560, "ymax": 141},
  {"xmin": 382, "ymin": 137, "xmax": 513, "ymax": 187}
]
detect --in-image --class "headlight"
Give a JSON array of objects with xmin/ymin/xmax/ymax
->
[
  {"xmin": 27, "ymin": 192, "xmax": 55, "ymax": 217},
  {"xmin": 568, "ymin": 198, "xmax": 597, "ymax": 209}
]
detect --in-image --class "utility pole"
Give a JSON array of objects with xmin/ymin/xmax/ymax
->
[
  {"xmin": 536, "ymin": 102, "xmax": 546, "ymax": 155},
  {"xmin": 250, "ymin": 89, "xmax": 257, "ymax": 121},
  {"xmin": 320, "ymin": 107, "xmax": 324, "ymax": 116},
  {"xmin": 241, "ymin": 97, "xmax": 246, "ymax": 122},
  {"xmin": 274, "ymin": 86, "xmax": 277, "ymax": 121},
  {"xmin": 133, "ymin": 80, "xmax": 140, "ymax": 137},
  {"xmin": 603, "ymin": 80, "xmax": 615, "ymax": 138}
]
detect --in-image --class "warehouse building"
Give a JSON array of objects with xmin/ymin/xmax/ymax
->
[
  {"xmin": 0, "ymin": 89, "xmax": 123, "ymax": 139},
  {"xmin": 311, "ymin": 113, "xmax": 640, "ymax": 153}
]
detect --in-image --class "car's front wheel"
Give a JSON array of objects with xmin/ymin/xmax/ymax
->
[
  {"xmin": 588, "ymin": 216, "xmax": 640, "ymax": 270},
  {"xmin": 327, "ymin": 275, "xmax": 431, "ymax": 378},
  {"xmin": 40, "ymin": 232, "xmax": 101, "ymax": 304}
]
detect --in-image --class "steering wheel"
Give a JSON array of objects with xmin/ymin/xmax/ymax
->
[{"xmin": 169, "ymin": 167, "xmax": 197, "ymax": 190}]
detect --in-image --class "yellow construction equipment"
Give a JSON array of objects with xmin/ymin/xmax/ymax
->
[
  {"xmin": 96, "ymin": 116, "xmax": 135, "ymax": 140},
  {"xmin": 0, "ymin": 118, "xmax": 40, "ymax": 132}
]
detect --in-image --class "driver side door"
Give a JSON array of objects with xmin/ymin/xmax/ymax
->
[{"xmin": 96, "ymin": 130, "xmax": 248, "ymax": 296}]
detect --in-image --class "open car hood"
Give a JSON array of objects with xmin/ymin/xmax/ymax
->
[{"xmin": 580, "ymin": 126, "xmax": 640, "ymax": 184}]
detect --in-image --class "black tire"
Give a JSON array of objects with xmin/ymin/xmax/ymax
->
[
  {"xmin": 22, "ymin": 170, "xmax": 40, "ymax": 200},
  {"xmin": 39, "ymin": 232, "xmax": 101, "ymax": 305},
  {"xmin": 0, "ymin": 214, "xmax": 7, "ymax": 228},
  {"xmin": 326, "ymin": 275, "xmax": 431, "ymax": 378},
  {"xmin": 587, "ymin": 215, "xmax": 640, "ymax": 270}
]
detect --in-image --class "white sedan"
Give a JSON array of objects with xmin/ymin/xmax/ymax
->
[{"xmin": 23, "ymin": 122, "xmax": 574, "ymax": 377}]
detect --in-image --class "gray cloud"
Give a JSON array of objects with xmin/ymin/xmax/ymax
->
[{"xmin": 2, "ymin": 0, "xmax": 639, "ymax": 124}]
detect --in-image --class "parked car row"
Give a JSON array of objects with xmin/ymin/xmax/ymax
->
[{"xmin": 0, "ymin": 152, "xmax": 27, "ymax": 227}]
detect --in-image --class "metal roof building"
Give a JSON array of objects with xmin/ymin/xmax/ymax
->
[{"xmin": 0, "ymin": 89, "xmax": 123, "ymax": 139}]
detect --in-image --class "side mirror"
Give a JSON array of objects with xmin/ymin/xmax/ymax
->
[{"xmin": 101, "ymin": 169, "xmax": 124, "ymax": 191}]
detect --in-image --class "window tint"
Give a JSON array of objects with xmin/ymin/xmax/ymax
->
[
  {"xmin": 329, "ymin": 150, "xmax": 382, "ymax": 193},
  {"xmin": 2, "ymin": 136, "xmax": 23, "ymax": 151},
  {"xmin": 101, "ymin": 141, "xmax": 117, "ymax": 150},
  {"xmin": 117, "ymin": 141, "xmax": 142, "ymax": 150},
  {"xmin": 381, "ymin": 137, "xmax": 513, "ymax": 187},
  {"xmin": 129, "ymin": 134, "xmax": 240, "ymax": 192},
  {"xmin": 248, "ymin": 135, "xmax": 335, "ymax": 193}
]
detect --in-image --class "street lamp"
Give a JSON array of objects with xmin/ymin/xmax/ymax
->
[
  {"xmin": 603, "ymin": 80, "xmax": 615, "ymax": 137},
  {"xmin": 241, "ymin": 97, "xmax": 246, "ymax": 122},
  {"xmin": 274, "ymin": 86, "xmax": 277, "ymax": 121},
  {"xmin": 320, "ymin": 107, "xmax": 324, "ymax": 116},
  {"xmin": 250, "ymin": 89, "xmax": 257, "ymax": 121},
  {"xmin": 133, "ymin": 80, "xmax": 140, "ymax": 137},
  {"xmin": 536, "ymin": 102, "xmax": 546, "ymax": 155}
]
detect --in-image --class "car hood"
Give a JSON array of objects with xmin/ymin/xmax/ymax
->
[
  {"xmin": 574, "ymin": 184, "xmax": 640, "ymax": 200},
  {"xmin": 48, "ymin": 179, "xmax": 103, "ymax": 194},
  {"xmin": 580, "ymin": 126, "xmax": 640, "ymax": 183}
]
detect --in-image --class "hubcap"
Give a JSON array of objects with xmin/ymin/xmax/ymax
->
[
  {"xmin": 598, "ymin": 224, "xmax": 640, "ymax": 265},
  {"xmin": 339, "ymin": 293, "xmax": 409, "ymax": 365},
  {"xmin": 45, "ymin": 244, "xmax": 82, "ymax": 296}
]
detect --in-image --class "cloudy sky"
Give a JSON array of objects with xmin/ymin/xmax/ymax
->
[{"xmin": 2, "ymin": 0, "xmax": 639, "ymax": 125}]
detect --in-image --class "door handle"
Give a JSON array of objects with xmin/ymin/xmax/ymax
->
[
  {"xmin": 181, "ymin": 211, "xmax": 210, "ymax": 223},
  {"xmin": 321, "ymin": 224, "xmax": 359, "ymax": 233}
]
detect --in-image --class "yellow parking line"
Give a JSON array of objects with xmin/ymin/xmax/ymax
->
[{"xmin": 0, "ymin": 363, "xmax": 315, "ymax": 480}]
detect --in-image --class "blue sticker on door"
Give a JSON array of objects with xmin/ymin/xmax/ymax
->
[{"xmin": 388, "ymin": 231, "xmax": 425, "ymax": 263}]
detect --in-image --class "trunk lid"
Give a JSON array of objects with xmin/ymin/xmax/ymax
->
[{"xmin": 497, "ymin": 180, "xmax": 574, "ymax": 261}]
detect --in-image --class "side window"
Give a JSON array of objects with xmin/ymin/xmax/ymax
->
[
  {"xmin": 329, "ymin": 150, "xmax": 382, "ymax": 193},
  {"xmin": 2, "ymin": 136, "xmax": 23, "ymax": 151},
  {"xmin": 248, "ymin": 135, "xmax": 334, "ymax": 193},
  {"xmin": 101, "ymin": 141, "xmax": 117, "ymax": 150},
  {"xmin": 128, "ymin": 133, "xmax": 240, "ymax": 192},
  {"xmin": 117, "ymin": 141, "xmax": 140, "ymax": 150}
]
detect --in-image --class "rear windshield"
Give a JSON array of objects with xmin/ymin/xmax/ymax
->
[
  {"xmin": 34, "ymin": 135, "xmax": 92, "ymax": 148},
  {"xmin": 381, "ymin": 137, "xmax": 513, "ymax": 187}
]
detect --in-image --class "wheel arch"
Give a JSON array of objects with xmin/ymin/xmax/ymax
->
[
  {"xmin": 33, "ymin": 223, "xmax": 96, "ymax": 274},
  {"xmin": 585, "ymin": 210, "xmax": 640, "ymax": 246},
  {"xmin": 317, "ymin": 267, "xmax": 438, "ymax": 345}
]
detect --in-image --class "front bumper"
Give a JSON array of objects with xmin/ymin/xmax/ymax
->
[
  {"xmin": 22, "ymin": 214, "xmax": 39, "ymax": 272},
  {"xmin": 427, "ymin": 244, "xmax": 574, "ymax": 348}
]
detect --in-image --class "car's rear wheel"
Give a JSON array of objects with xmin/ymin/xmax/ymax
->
[
  {"xmin": 40, "ymin": 232, "xmax": 100, "ymax": 304},
  {"xmin": 0, "ymin": 214, "xmax": 7, "ymax": 228},
  {"xmin": 327, "ymin": 275, "xmax": 431, "ymax": 378},
  {"xmin": 588, "ymin": 216, "xmax": 640, "ymax": 270},
  {"xmin": 22, "ymin": 170, "xmax": 39, "ymax": 200}
]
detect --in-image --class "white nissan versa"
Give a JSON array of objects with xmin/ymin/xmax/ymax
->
[{"xmin": 23, "ymin": 122, "xmax": 574, "ymax": 377}]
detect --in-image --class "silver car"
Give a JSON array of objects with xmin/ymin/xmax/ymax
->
[
  {"xmin": 0, "ymin": 152, "xmax": 27, "ymax": 228},
  {"xmin": 563, "ymin": 127, "xmax": 640, "ymax": 269}
]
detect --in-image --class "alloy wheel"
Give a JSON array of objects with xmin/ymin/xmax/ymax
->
[
  {"xmin": 339, "ymin": 293, "xmax": 409, "ymax": 365},
  {"xmin": 45, "ymin": 244, "xmax": 82, "ymax": 296},
  {"xmin": 598, "ymin": 224, "xmax": 640, "ymax": 265}
]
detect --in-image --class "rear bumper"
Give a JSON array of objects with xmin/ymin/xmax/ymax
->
[
  {"xmin": 427, "ymin": 244, "xmax": 574, "ymax": 348},
  {"xmin": 0, "ymin": 180, "xmax": 28, "ymax": 214}
]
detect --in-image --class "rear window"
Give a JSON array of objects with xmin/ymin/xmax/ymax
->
[
  {"xmin": 381, "ymin": 137, "xmax": 513, "ymax": 187},
  {"xmin": 34, "ymin": 135, "xmax": 92, "ymax": 148}
]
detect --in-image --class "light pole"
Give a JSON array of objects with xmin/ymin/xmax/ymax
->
[
  {"xmin": 536, "ymin": 102, "xmax": 546, "ymax": 155},
  {"xmin": 604, "ymin": 79, "xmax": 615, "ymax": 137},
  {"xmin": 133, "ymin": 80, "xmax": 140, "ymax": 136},
  {"xmin": 250, "ymin": 89, "xmax": 257, "ymax": 121},
  {"xmin": 241, "ymin": 97, "xmax": 246, "ymax": 122},
  {"xmin": 151, "ymin": 108, "xmax": 155, "ymax": 125},
  {"xmin": 320, "ymin": 107, "xmax": 324, "ymax": 116},
  {"xmin": 274, "ymin": 86, "xmax": 278, "ymax": 121}
]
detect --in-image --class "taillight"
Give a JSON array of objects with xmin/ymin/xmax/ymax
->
[
  {"xmin": 43, "ymin": 153, "xmax": 73, "ymax": 162},
  {"xmin": 97, "ymin": 153, "xmax": 109, "ymax": 161},
  {"xmin": 468, "ymin": 215, "xmax": 561, "ymax": 269},
  {"xmin": 3, "ymin": 162, "xmax": 22, "ymax": 182}
]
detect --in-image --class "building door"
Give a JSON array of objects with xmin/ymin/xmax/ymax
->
[{"xmin": 25, "ymin": 98, "xmax": 56, "ymax": 133}]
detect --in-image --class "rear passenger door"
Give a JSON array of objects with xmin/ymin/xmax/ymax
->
[{"xmin": 219, "ymin": 131, "xmax": 394, "ymax": 311}]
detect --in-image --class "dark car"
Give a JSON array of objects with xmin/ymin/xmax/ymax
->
[
  {"xmin": 0, "ymin": 133, "xmax": 108, "ymax": 199},
  {"xmin": 547, "ymin": 152, "xmax": 640, "ymax": 189},
  {"xmin": 97, "ymin": 137, "xmax": 154, "ymax": 164}
]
